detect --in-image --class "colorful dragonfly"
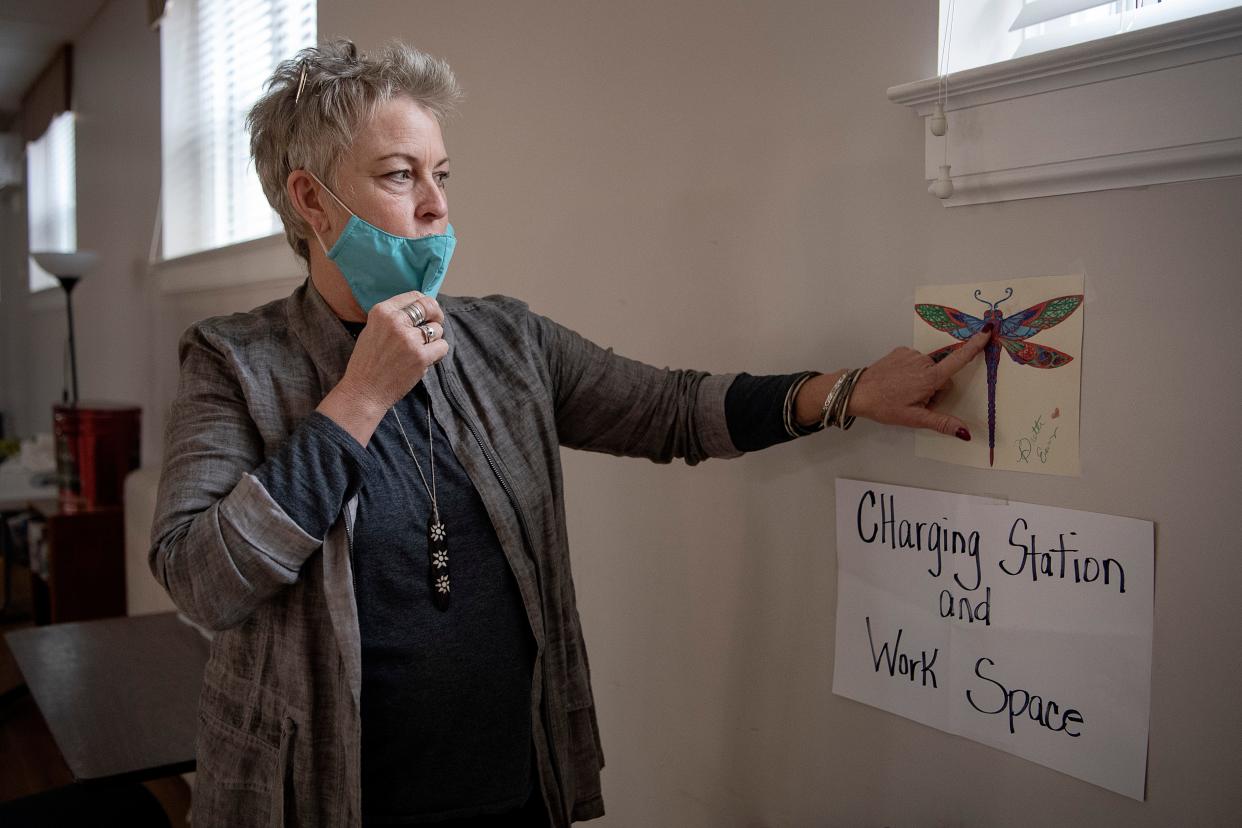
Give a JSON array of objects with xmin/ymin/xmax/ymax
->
[{"xmin": 915, "ymin": 288, "xmax": 1083, "ymax": 467}]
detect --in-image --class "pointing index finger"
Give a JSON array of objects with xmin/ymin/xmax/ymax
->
[{"xmin": 934, "ymin": 327, "xmax": 991, "ymax": 380}]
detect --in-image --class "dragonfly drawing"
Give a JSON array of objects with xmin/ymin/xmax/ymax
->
[{"xmin": 915, "ymin": 288, "xmax": 1083, "ymax": 467}]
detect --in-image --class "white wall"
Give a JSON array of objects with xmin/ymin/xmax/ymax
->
[
  {"xmin": 2, "ymin": 0, "xmax": 1238, "ymax": 824},
  {"xmin": 317, "ymin": 2, "xmax": 1240, "ymax": 826},
  {"xmin": 0, "ymin": 0, "xmax": 161, "ymax": 457},
  {"xmin": 71, "ymin": 0, "xmax": 162, "ymax": 462}
]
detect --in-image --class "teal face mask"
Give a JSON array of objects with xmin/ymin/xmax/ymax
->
[{"xmin": 309, "ymin": 172, "xmax": 456, "ymax": 312}]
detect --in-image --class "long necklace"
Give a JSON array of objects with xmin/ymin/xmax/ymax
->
[{"xmin": 391, "ymin": 402, "xmax": 451, "ymax": 611}]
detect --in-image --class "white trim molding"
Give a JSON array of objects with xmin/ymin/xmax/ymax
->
[
  {"xmin": 152, "ymin": 233, "xmax": 305, "ymax": 295},
  {"xmin": 888, "ymin": 6, "xmax": 1242, "ymax": 207}
]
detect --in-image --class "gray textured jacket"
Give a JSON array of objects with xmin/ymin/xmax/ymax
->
[{"xmin": 150, "ymin": 279, "xmax": 740, "ymax": 826}]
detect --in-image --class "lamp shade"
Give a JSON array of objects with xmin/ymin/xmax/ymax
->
[{"xmin": 31, "ymin": 250, "xmax": 98, "ymax": 277}]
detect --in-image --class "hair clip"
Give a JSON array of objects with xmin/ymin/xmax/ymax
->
[{"xmin": 294, "ymin": 63, "xmax": 308, "ymax": 104}]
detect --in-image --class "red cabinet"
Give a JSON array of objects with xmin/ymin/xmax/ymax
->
[{"xmin": 29, "ymin": 501, "xmax": 126, "ymax": 625}]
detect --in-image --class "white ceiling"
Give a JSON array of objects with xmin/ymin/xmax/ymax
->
[{"xmin": 0, "ymin": 0, "xmax": 110, "ymax": 125}]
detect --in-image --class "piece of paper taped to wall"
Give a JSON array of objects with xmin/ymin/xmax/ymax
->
[{"xmin": 913, "ymin": 273, "xmax": 1085, "ymax": 476}]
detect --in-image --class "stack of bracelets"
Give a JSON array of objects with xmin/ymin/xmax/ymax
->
[{"xmin": 781, "ymin": 368, "xmax": 867, "ymax": 439}]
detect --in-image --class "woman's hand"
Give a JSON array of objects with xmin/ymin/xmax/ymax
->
[
  {"xmin": 316, "ymin": 290, "xmax": 450, "ymax": 446},
  {"xmin": 796, "ymin": 326, "xmax": 991, "ymax": 440}
]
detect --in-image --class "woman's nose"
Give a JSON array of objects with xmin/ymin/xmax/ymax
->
[{"xmin": 416, "ymin": 177, "xmax": 448, "ymax": 222}]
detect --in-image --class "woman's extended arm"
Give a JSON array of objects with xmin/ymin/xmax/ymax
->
[
  {"xmin": 795, "ymin": 330, "xmax": 992, "ymax": 438},
  {"xmin": 529, "ymin": 308, "xmax": 990, "ymax": 463},
  {"xmin": 527, "ymin": 309, "xmax": 739, "ymax": 465}
]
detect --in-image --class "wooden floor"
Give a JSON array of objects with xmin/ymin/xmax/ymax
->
[{"xmin": 0, "ymin": 561, "xmax": 192, "ymax": 826}]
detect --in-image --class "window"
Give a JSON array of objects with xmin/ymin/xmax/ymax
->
[
  {"xmin": 942, "ymin": 0, "xmax": 1242, "ymax": 73},
  {"xmin": 160, "ymin": 0, "xmax": 315, "ymax": 259},
  {"xmin": 887, "ymin": 2, "xmax": 1242, "ymax": 206},
  {"xmin": 26, "ymin": 111, "xmax": 76, "ymax": 293}
]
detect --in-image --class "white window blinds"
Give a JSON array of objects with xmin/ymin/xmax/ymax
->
[
  {"xmin": 942, "ymin": 0, "xmax": 1242, "ymax": 74},
  {"xmin": 26, "ymin": 111, "xmax": 76, "ymax": 293},
  {"xmin": 160, "ymin": 0, "xmax": 315, "ymax": 259}
]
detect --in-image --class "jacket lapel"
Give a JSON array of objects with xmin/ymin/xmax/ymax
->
[
  {"xmin": 285, "ymin": 278, "xmax": 364, "ymax": 708},
  {"xmin": 286, "ymin": 278, "xmax": 354, "ymax": 392}
]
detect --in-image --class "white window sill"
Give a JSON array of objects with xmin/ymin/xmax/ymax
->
[
  {"xmin": 887, "ymin": 6, "xmax": 1242, "ymax": 207},
  {"xmin": 151, "ymin": 233, "xmax": 306, "ymax": 295}
]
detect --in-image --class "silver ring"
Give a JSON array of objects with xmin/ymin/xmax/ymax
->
[
  {"xmin": 402, "ymin": 301, "xmax": 426, "ymax": 327},
  {"xmin": 417, "ymin": 323, "xmax": 439, "ymax": 344}
]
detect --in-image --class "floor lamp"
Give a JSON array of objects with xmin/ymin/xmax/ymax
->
[{"xmin": 31, "ymin": 251, "xmax": 98, "ymax": 405}]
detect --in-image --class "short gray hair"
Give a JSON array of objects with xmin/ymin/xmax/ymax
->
[{"xmin": 248, "ymin": 39, "xmax": 463, "ymax": 266}]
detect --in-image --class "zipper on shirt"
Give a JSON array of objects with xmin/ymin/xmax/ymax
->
[
  {"xmin": 344, "ymin": 497, "xmax": 356, "ymax": 591},
  {"xmin": 435, "ymin": 371, "xmax": 541, "ymax": 623},
  {"xmin": 436, "ymin": 368, "xmax": 569, "ymax": 825}
]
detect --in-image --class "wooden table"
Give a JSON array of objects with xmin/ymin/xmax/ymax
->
[{"xmin": 4, "ymin": 612, "xmax": 209, "ymax": 784}]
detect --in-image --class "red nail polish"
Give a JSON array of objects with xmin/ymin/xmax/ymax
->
[
  {"xmin": 956, "ymin": 427, "xmax": 971, "ymax": 441},
  {"xmin": 982, "ymin": 322, "xmax": 994, "ymax": 334}
]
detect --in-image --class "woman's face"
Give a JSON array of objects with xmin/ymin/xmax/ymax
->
[{"xmin": 325, "ymin": 95, "xmax": 450, "ymax": 240}]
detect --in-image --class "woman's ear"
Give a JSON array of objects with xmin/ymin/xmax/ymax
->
[{"xmin": 287, "ymin": 169, "xmax": 332, "ymax": 236}]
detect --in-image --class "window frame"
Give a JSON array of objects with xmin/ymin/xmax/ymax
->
[
  {"xmin": 155, "ymin": 0, "xmax": 315, "ymax": 286},
  {"xmin": 151, "ymin": 232, "xmax": 303, "ymax": 295},
  {"xmin": 888, "ymin": 5, "xmax": 1242, "ymax": 206}
]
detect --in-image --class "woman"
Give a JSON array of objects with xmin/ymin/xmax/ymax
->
[{"xmin": 150, "ymin": 40, "xmax": 987, "ymax": 828}]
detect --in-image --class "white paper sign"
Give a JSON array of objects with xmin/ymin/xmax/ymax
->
[{"xmin": 832, "ymin": 478, "xmax": 1153, "ymax": 800}]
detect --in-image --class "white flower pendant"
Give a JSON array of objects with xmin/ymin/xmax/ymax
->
[{"xmin": 428, "ymin": 516, "xmax": 450, "ymax": 611}]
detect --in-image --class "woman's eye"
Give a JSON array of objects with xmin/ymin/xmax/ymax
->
[
  {"xmin": 386, "ymin": 170, "xmax": 412, "ymax": 183},
  {"xmin": 434, "ymin": 172, "xmax": 450, "ymax": 188}
]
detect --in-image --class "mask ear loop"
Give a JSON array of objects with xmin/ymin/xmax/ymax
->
[{"xmin": 305, "ymin": 170, "xmax": 356, "ymax": 256}]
